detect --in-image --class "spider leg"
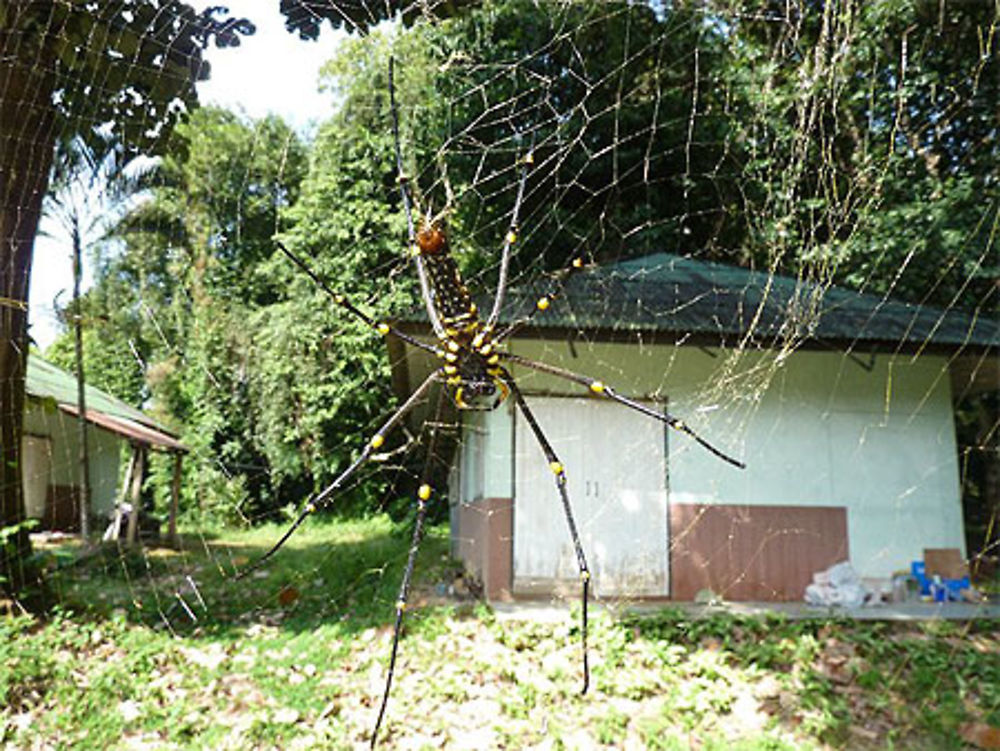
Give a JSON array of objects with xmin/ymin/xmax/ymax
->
[
  {"xmin": 485, "ymin": 137, "xmax": 535, "ymax": 331},
  {"xmin": 495, "ymin": 255, "xmax": 587, "ymax": 342},
  {"xmin": 235, "ymin": 371, "xmax": 440, "ymax": 580},
  {"xmin": 501, "ymin": 352, "xmax": 746, "ymax": 469},
  {"xmin": 371, "ymin": 387, "xmax": 449, "ymax": 749},
  {"xmin": 502, "ymin": 369, "xmax": 591, "ymax": 695},
  {"xmin": 388, "ymin": 56, "xmax": 447, "ymax": 340},
  {"xmin": 275, "ymin": 241, "xmax": 439, "ymax": 357}
]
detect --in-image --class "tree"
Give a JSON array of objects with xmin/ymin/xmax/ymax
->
[
  {"xmin": 0, "ymin": 1, "xmax": 251, "ymax": 600},
  {"xmin": 50, "ymin": 107, "xmax": 309, "ymax": 524}
]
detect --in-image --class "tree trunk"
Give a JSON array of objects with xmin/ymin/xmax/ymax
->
[
  {"xmin": 71, "ymin": 219, "xmax": 92, "ymax": 540},
  {"xmin": 0, "ymin": 10, "xmax": 57, "ymax": 600}
]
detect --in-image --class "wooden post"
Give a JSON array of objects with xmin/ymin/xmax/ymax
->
[
  {"xmin": 168, "ymin": 453, "xmax": 182, "ymax": 546},
  {"xmin": 109, "ymin": 446, "xmax": 138, "ymax": 542},
  {"xmin": 125, "ymin": 446, "xmax": 145, "ymax": 547}
]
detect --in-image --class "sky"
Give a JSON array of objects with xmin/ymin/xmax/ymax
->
[{"xmin": 27, "ymin": 2, "xmax": 342, "ymax": 351}]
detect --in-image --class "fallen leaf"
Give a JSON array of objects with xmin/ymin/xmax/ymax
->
[
  {"xmin": 279, "ymin": 585, "xmax": 300, "ymax": 607},
  {"xmin": 960, "ymin": 722, "xmax": 1000, "ymax": 750}
]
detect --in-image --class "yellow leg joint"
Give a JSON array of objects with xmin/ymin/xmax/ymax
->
[
  {"xmin": 581, "ymin": 570, "xmax": 591, "ymax": 582},
  {"xmin": 549, "ymin": 461, "xmax": 564, "ymax": 475},
  {"xmin": 418, "ymin": 484, "xmax": 432, "ymax": 501},
  {"xmin": 306, "ymin": 502, "xmax": 317, "ymax": 514},
  {"xmin": 524, "ymin": 152, "xmax": 534, "ymax": 165},
  {"xmin": 536, "ymin": 297, "xmax": 550, "ymax": 311},
  {"xmin": 589, "ymin": 380, "xmax": 606, "ymax": 394},
  {"xmin": 376, "ymin": 322, "xmax": 390, "ymax": 335},
  {"xmin": 370, "ymin": 434, "xmax": 385, "ymax": 449},
  {"xmin": 506, "ymin": 231, "xmax": 517, "ymax": 244}
]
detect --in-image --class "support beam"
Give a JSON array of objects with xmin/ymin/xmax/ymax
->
[
  {"xmin": 168, "ymin": 453, "xmax": 182, "ymax": 546},
  {"xmin": 125, "ymin": 446, "xmax": 145, "ymax": 547}
]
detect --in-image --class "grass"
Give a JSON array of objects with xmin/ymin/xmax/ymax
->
[{"xmin": 3, "ymin": 515, "xmax": 999, "ymax": 749}]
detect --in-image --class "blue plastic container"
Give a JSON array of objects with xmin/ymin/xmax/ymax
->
[
  {"xmin": 911, "ymin": 561, "xmax": 930, "ymax": 595},
  {"xmin": 943, "ymin": 577, "xmax": 971, "ymax": 601},
  {"xmin": 912, "ymin": 561, "xmax": 969, "ymax": 601}
]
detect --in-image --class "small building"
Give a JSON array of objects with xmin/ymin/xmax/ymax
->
[
  {"xmin": 22, "ymin": 356, "xmax": 186, "ymax": 536},
  {"xmin": 393, "ymin": 253, "xmax": 999, "ymax": 602}
]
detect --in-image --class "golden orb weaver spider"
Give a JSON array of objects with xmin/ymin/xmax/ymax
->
[{"xmin": 238, "ymin": 56, "xmax": 746, "ymax": 748}]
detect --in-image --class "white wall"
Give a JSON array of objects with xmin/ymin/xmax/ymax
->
[
  {"xmin": 23, "ymin": 403, "xmax": 123, "ymax": 519},
  {"xmin": 456, "ymin": 338, "xmax": 964, "ymax": 581}
]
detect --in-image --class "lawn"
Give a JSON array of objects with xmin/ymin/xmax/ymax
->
[{"xmin": 2, "ymin": 515, "xmax": 999, "ymax": 750}]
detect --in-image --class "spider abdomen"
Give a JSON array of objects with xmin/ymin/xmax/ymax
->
[{"xmin": 418, "ymin": 223, "xmax": 480, "ymax": 338}]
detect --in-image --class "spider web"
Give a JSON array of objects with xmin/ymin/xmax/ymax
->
[{"xmin": 4, "ymin": 0, "xmax": 998, "ymax": 747}]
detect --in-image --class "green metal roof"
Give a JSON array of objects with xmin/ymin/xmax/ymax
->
[
  {"xmin": 497, "ymin": 252, "xmax": 999, "ymax": 349},
  {"xmin": 25, "ymin": 356, "xmax": 184, "ymax": 450}
]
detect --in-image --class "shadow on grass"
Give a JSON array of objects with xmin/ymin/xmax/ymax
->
[{"xmin": 38, "ymin": 515, "xmax": 463, "ymax": 641}]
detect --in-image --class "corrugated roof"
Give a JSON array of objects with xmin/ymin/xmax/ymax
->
[
  {"xmin": 496, "ymin": 252, "xmax": 999, "ymax": 349},
  {"xmin": 26, "ymin": 357, "xmax": 186, "ymax": 452}
]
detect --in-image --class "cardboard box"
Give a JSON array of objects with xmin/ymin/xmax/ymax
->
[{"xmin": 923, "ymin": 548, "xmax": 969, "ymax": 580}]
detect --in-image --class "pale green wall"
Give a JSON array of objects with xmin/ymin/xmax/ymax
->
[
  {"xmin": 23, "ymin": 402, "xmax": 123, "ymax": 519},
  {"xmin": 460, "ymin": 339, "xmax": 964, "ymax": 580}
]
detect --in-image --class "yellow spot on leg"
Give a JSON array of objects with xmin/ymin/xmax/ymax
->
[
  {"xmin": 370, "ymin": 434, "xmax": 385, "ymax": 449},
  {"xmin": 376, "ymin": 322, "xmax": 390, "ymax": 335},
  {"xmin": 506, "ymin": 231, "xmax": 517, "ymax": 244},
  {"xmin": 589, "ymin": 381, "xmax": 605, "ymax": 394},
  {"xmin": 549, "ymin": 461, "xmax": 564, "ymax": 475},
  {"xmin": 418, "ymin": 484, "xmax": 432, "ymax": 501},
  {"xmin": 536, "ymin": 297, "xmax": 550, "ymax": 311},
  {"xmin": 572, "ymin": 258, "xmax": 583, "ymax": 269}
]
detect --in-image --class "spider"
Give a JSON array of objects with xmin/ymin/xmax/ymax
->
[{"xmin": 238, "ymin": 57, "xmax": 745, "ymax": 748}]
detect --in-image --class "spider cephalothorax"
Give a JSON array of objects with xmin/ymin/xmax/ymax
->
[{"xmin": 439, "ymin": 333, "xmax": 509, "ymax": 410}]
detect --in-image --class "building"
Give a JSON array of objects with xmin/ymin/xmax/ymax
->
[
  {"xmin": 391, "ymin": 253, "xmax": 999, "ymax": 602},
  {"xmin": 22, "ymin": 356, "xmax": 185, "ymax": 537}
]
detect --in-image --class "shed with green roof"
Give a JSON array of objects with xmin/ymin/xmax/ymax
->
[
  {"xmin": 22, "ymin": 356, "xmax": 185, "ymax": 533},
  {"xmin": 392, "ymin": 252, "xmax": 997, "ymax": 602}
]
